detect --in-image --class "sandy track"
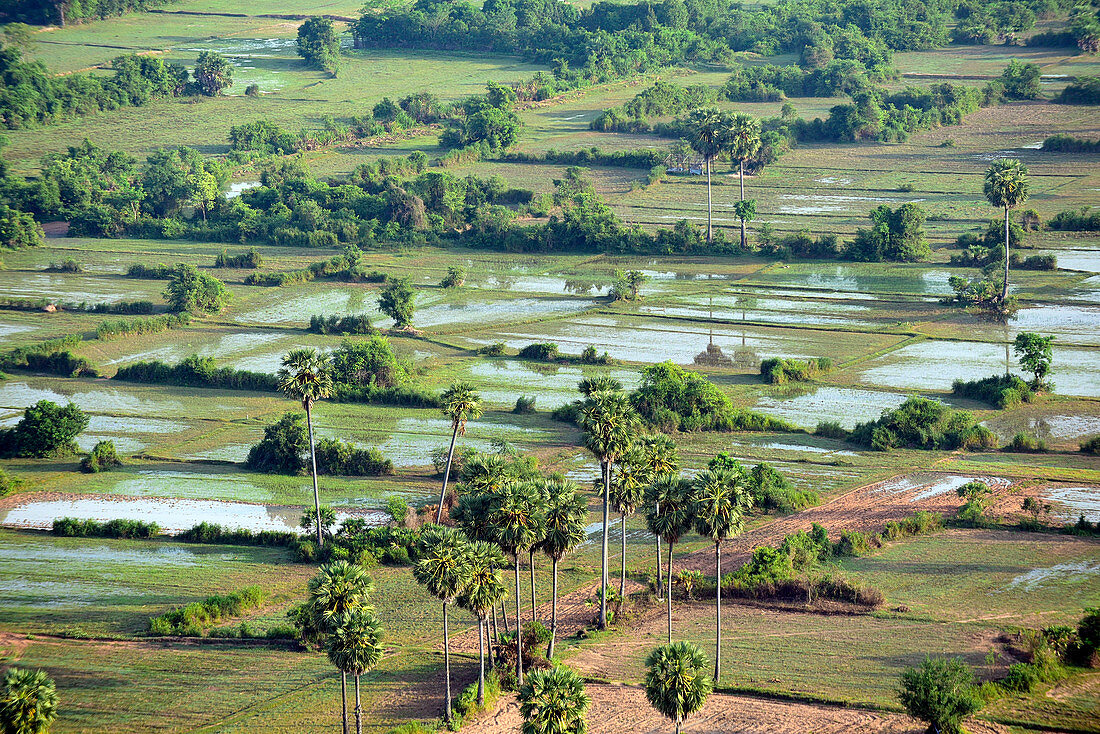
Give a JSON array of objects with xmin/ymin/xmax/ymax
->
[
  {"xmin": 465, "ymin": 683, "xmax": 1010, "ymax": 734},
  {"xmin": 677, "ymin": 472, "xmax": 1015, "ymax": 573}
]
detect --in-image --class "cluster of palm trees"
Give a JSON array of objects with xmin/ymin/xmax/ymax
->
[
  {"xmin": 299, "ymin": 561, "xmax": 384, "ymax": 734},
  {"xmin": 686, "ymin": 108, "xmax": 762, "ymax": 246}
]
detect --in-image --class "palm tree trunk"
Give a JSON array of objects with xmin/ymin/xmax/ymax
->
[
  {"xmin": 529, "ymin": 548, "xmax": 537, "ymax": 624},
  {"xmin": 515, "ymin": 554, "xmax": 524, "ymax": 685},
  {"xmin": 354, "ymin": 675, "xmax": 362, "ymax": 734},
  {"xmin": 706, "ymin": 157, "xmax": 713, "ymax": 243},
  {"xmin": 667, "ymin": 539, "xmax": 674, "ymax": 644},
  {"xmin": 715, "ymin": 541, "xmax": 722, "ymax": 682},
  {"xmin": 305, "ymin": 401, "xmax": 322, "ymax": 549},
  {"xmin": 341, "ymin": 671, "xmax": 349, "ymax": 734},
  {"xmin": 548, "ymin": 557, "xmax": 559, "ymax": 659},
  {"xmin": 599, "ymin": 459, "xmax": 611, "ymax": 630},
  {"xmin": 739, "ymin": 160, "xmax": 746, "ymax": 250},
  {"xmin": 477, "ymin": 616, "xmax": 486, "ymax": 708},
  {"xmin": 436, "ymin": 423, "xmax": 460, "ymax": 523},
  {"xmin": 1001, "ymin": 204, "xmax": 1010, "ymax": 303},
  {"xmin": 490, "ymin": 605, "xmax": 499, "ymax": 667},
  {"xmin": 675, "ymin": 720, "xmax": 682, "ymax": 734},
  {"xmin": 620, "ymin": 511, "xmax": 627, "ymax": 604},
  {"xmin": 655, "ymin": 504, "xmax": 662, "ymax": 600},
  {"xmin": 443, "ymin": 601, "xmax": 453, "ymax": 723},
  {"xmin": 501, "ymin": 599, "xmax": 509, "ymax": 633}
]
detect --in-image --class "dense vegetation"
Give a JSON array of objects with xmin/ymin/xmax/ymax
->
[{"xmin": 849, "ymin": 397, "xmax": 996, "ymax": 451}]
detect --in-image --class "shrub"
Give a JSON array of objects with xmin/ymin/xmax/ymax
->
[
  {"xmin": 1082, "ymin": 436, "xmax": 1100, "ymax": 456},
  {"xmin": 177, "ymin": 522, "xmax": 297, "ymax": 546},
  {"xmin": 214, "ymin": 249, "xmax": 263, "ymax": 268},
  {"xmin": 951, "ymin": 374, "xmax": 1033, "ymax": 409},
  {"xmin": 1005, "ymin": 432, "xmax": 1048, "ymax": 453},
  {"xmin": 477, "ymin": 342, "xmax": 506, "ymax": 356},
  {"xmin": 881, "ymin": 511, "xmax": 943, "ymax": 541},
  {"xmin": 149, "ymin": 586, "xmax": 266, "ymax": 635},
  {"xmin": 23, "ymin": 351, "xmax": 97, "ymax": 378},
  {"xmin": 815, "ymin": 420, "xmax": 848, "ymax": 439},
  {"xmin": 164, "ymin": 264, "xmax": 228, "ymax": 314},
  {"xmin": 314, "ymin": 438, "xmax": 394, "ymax": 476},
  {"xmin": 114, "ymin": 355, "xmax": 277, "ymax": 392},
  {"xmin": 513, "ymin": 395, "xmax": 536, "ymax": 414},
  {"xmin": 1048, "ymin": 206, "xmax": 1100, "ymax": 231},
  {"xmin": 96, "ymin": 313, "xmax": 190, "ymax": 340},
  {"xmin": 385, "ymin": 497, "xmax": 409, "ymax": 526},
  {"xmin": 1001, "ymin": 662, "xmax": 1040, "ymax": 693},
  {"xmin": 849, "ymin": 397, "xmax": 995, "ymax": 452},
  {"xmin": 80, "ymin": 440, "xmax": 122, "ymax": 473},
  {"xmin": 760, "ymin": 357, "xmax": 833, "ymax": 384},
  {"xmin": 245, "ymin": 413, "xmax": 308, "ymax": 475},
  {"xmin": 2, "ymin": 401, "xmax": 88, "ymax": 458},
  {"xmin": 440, "ymin": 265, "xmax": 465, "ymax": 288},
  {"xmin": 833, "ymin": 530, "xmax": 873, "ymax": 557},
  {"xmin": 898, "ymin": 657, "xmax": 982, "ymax": 734},
  {"xmin": 308, "ymin": 314, "xmax": 376, "ymax": 336},
  {"xmin": 45, "ymin": 258, "xmax": 82, "ymax": 273},
  {"xmin": 52, "ymin": 517, "xmax": 159, "ymax": 539},
  {"xmin": 0, "ymin": 468, "xmax": 21, "ymax": 498},
  {"xmin": 518, "ymin": 343, "xmax": 559, "ymax": 360},
  {"xmin": 127, "ymin": 263, "xmax": 176, "ymax": 279}
]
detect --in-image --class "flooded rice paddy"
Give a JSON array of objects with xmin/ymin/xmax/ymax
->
[
  {"xmin": 0, "ymin": 382, "xmax": 185, "ymax": 414},
  {"xmin": 1004, "ymin": 560, "xmax": 1100, "ymax": 592},
  {"xmin": 874, "ymin": 473, "xmax": 1010, "ymax": 502},
  {"xmin": 1043, "ymin": 486, "xmax": 1100, "ymax": 522},
  {"xmin": 751, "ymin": 386, "xmax": 909, "ymax": 429}
]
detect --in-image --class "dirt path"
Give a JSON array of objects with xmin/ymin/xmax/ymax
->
[
  {"xmin": 466, "ymin": 683, "xmax": 1010, "ymax": 734},
  {"xmin": 678, "ymin": 471, "xmax": 1014, "ymax": 572}
]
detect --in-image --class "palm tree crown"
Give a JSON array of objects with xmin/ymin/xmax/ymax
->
[
  {"xmin": 692, "ymin": 467, "xmax": 753, "ymax": 542},
  {"xmin": 726, "ymin": 113, "xmax": 761, "ymax": 166},
  {"xmin": 441, "ymin": 381, "xmax": 482, "ymax": 435},
  {"xmin": 277, "ymin": 348, "xmax": 333, "ymax": 409},
  {"xmin": 308, "ymin": 560, "xmax": 374, "ymax": 630},
  {"xmin": 539, "ymin": 479, "xmax": 589, "ymax": 562},
  {"xmin": 0, "ymin": 668, "xmax": 58, "ymax": 734},
  {"xmin": 644, "ymin": 475, "xmax": 695, "ymax": 544},
  {"xmin": 645, "ymin": 642, "xmax": 713, "ymax": 733},
  {"xmin": 984, "ymin": 159, "xmax": 1030, "ymax": 209},
  {"xmin": 413, "ymin": 525, "xmax": 472, "ymax": 603},
  {"xmin": 327, "ymin": 608, "xmax": 384, "ymax": 678},
  {"xmin": 687, "ymin": 107, "xmax": 725, "ymax": 161},
  {"xmin": 519, "ymin": 666, "xmax": 591, "ymax": 734},
  {"xmin": 457, "ymin": 541, "xmax": 509, "ymax": 619},
  {"xmin": 580, "ymin": 389, "xmax": 638, "ymax": 466}
]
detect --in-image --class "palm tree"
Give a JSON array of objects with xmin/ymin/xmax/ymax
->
[
  {"xmin": 451, "ymin": 471, "xmax": 510, "ymax": 635},
  {"xmin": 687, "ymin": 107, "xmax": 727, "ymax": 243},
  {"xmin": 436, "ymin": 381, "xmax": 483, "ymax": 523},
  {"xmin": 327, "ymin": 608, "xmax": 384, "ymax": 734},
  {"xmin": 644, "ymin": 642, "xmax": 713, "ymax": 734},
  {"xmin": 457, "ymin": 540, "xmax": 508, "ymax": 707},
  {"xmin": 637, "ymin": 434, "xmax": 680, "ymax": 598},
  {"xmin": 413, "ymin": 525, "xmax": 472, "ymax": 724},
  {"xmin": 307, "ymin": 560, "xmax": 374, "ymax": 732},
  {"xmin": 726, "ymin": 113, "xmax": 761, "ymax": 250},
  {"xmin": 537, "ymin": 478, "xmax": 588, "ymax": 658},
  {"xmin": 578, "ymin": 373, "xmax": 622, "ymax": 396},
  {"xmin": 277, "ymin": 348, "xmax": 334, "ymax": 548},
  {"xmin": 644, "ymin": 474, "xmax": 695, "ymax": 643},
  {"xmin": 0, "ymin": 668, "xmax": 58, "ymax": 734},
  {"xmin": 983, "ymin": 159, "xmax": 1030, "ymax": 304},
  {"xmin": 518, "ymin": 666, "xmax": 591, "ymax": 734},
  {"xmin": 692, "ymin": 467, "xmax": 753, "ymax": 682},
  {"xmin": 579, "ymin": 388, "xmax": 639, "ymax": 630},
  {"xmin": 610, "ymin": 455, "xmax": 646, "ymax": 604},
  {"xmin": 526, "ymin": 480, "xmax": 551, "ymax": 626},
  {"xmin": 486, "ymin": 481, "xmax": 546, "ymax": 685}
]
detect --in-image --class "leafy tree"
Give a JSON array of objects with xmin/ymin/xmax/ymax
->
[
  {"xmin": 80, "ymin": 439, "xmax": 121, "ymax": 473},
  {"xmin": 330, "ymin": 336, "xmax": 405, "ymax": 388},
  {"xmin": 644, "ymin": 642, "xmax": 712, "ymax": 734},
  {"xmin": 0, "ymin": 206, "xmax": 43, "ymax": 250},
  {"xmin": 849, "ymin": 203, "xmax": 929, "ymax": 262},
  {"xmin": 188, "ymin": 168, "xmax": 219, "ymax": 223},
  {"xmin": 610, "ymin": 270, "xmax": 648, "ymax": 301},
  {"xmin": 245, "ymin": 412, "xmax": 308, "ymax": 474},
  {"xmin": 277, "ymin": 349, "xmax": 334, "ymax": 549},
  {"xmin": 0, "ymin": 668, "xmax": 58, "ymax": 734},
  {"xmin": 1013, "ymin": 332, "xmax": 1054, "ymax": 390},
  {"xmin": 440, "ymin": 265, "xmax": 465, "ymax": 288},
  {"xmin": 897, "ymin": 657, "xmax": 982, "ymax": 734},
  {"xmin": 725, "ymin": 113, "xmax": 761, "ymax": 249},
  {"xmin": 436, "ymin": 382, "xmax": 483, "ymax": 523},
  {"xmin": 328, "ymin": 608, "xmax": 384, "ymax": 734},
  {"xmin": 9, "ymin": 400, "xmax": 87, "ymax": 458},
  {"xmin": 580, "ymin": 388, "xmax": 639, "ymax": 630},
  {"xmin": 537, "ymin": 478, "xmax": 588, "ymax": 658},
  {"xmin": 164, "ymin": 264, "xmax": 227, "ymax": 314},
  {"xmin": 1001, "ymin": 60, "xmax": 1041, "ymax": 100},
  {"xmin": 414, "ymin": 525, "xmax": 472, "ymax": 724},
  {"xmin": 485, "ymin": 480, "xmax": 546, "ymax": 685},
  {"xmin": 456, "ymin": 540, "xmax": 508, "ymax": 706},
  {"xmin": 645, "ymin": 474, "xmax": 696, "ymax": 642},
  {"xmin": 378, "ymin": 277, "xmax": 415, "ymax": 329},
  {"xmin": 687, "ymin": 107, "xmax": 725, "ymax": 242},
  {"xmin": 297, "ymin": 16, "xmax": 341, "ymax": 76},
  {"xmin": 193, "ymin": 51, "xmax": 233, "ymax": 96},
  {"xmin": 733, "ymin": 199, "xmax": 756, "ymax": 249},
  {"xmin": 692, "ymin": 467, "xmax": 753, "ymax": 681},
  {"xmin": 518, "ymin": 666, "xmax": 590, "ymax": 734},
  {"xmin": 984, "ymin": 159, "xmax": 1030, "ymax": 303}
]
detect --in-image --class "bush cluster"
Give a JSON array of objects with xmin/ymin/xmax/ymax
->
[
  {"xmin": 95, "ymin": 313, "xmax": 190, "ymax": 341},
  {"xmin": 760, "ymin": 357, "xmax": 833, "ymax": 384},
  {"xmin": 149, "ymin": 586, "xmax": 266, "ymax": 636},
  {"xmin": 307, "ymin": 314, "xmax": 376, "ymax": 336},
  {"xmin": 849, "ymin": 397, "xmax": 996, "ymax": 452},
  {"xmin": 951, "ymin": 374, "xmax": 1033, "ymax": 409},
  {"xmin": 52, "ymin": 517, "xmax": 159, "ymax": 539},
  {"xmin": 178, "ymin": 522, "xmax": 298, "ymax": 547},
  {"xmin": 114, "ymin": 355, "xmax": 277, "ymax": 392},
  {"xmin": 80, "ymin": 440, "xmax": 122, "ymax": 473}
]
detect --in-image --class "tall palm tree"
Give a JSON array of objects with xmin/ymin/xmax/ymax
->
[
  {"xmin": 277, "ymin": 348, "xmax": 334, "ymax": 548},
  {"xmin": 457, "ymin": 540, "xmax": 508, "ymax": 707},
  {"xmin": 518, "ymin": 666, "xmax": 591, "ymax": 734},
  {"xmin": 644, "ymin": 642, "xmax": 713, "ymax": 734},
  {"xmin": 692, "ymin": 467, "xmax": 753, "ymax": 682},
  {"xmin": 687, "ymin": 107, "xmax": 726, "ymax": 243},
  {"xmin": 436, "ymin": 381, "xmax": 483, "ymax": 523},
  {"xmin": 307, "ymin": 560, "xmax": 374, "ymax": 732},
  {"xmin": 486, "ymin": 481, "xmax": 546, "ymax": 685},
  {"xmin": 0, "ymin": 668, "xmax": 58, "ymax": 734},
  {"xmin": 537, "ymin": 478, "xmax": 588, "ymax": 658},
  {"xmin": 610, "ymin": 455, "xmax": 646, "ymax": 604},
  {"xmin": 580, "ymin": 388, "xmax": 639, "ymax": 630},
  {"xmin": 983, "ymin": 159, "xmax": 1030, "ymax": 304},
  {"xmin": 637, "ymin": 434, "xmax": 680, "ymax": 598},
  {"xmin": 644, "ymin": 474, "xmax": 695, "ymax": 643},
  {"xmin": 726, "ymin": 114, "xmax": 761, "ymax": 250},
  {"xmin": 327, "ymin": 608, "xmax": 384, "ymax": 734},
  {"xmin": 413, "ymin": 525, "xmax": 472, "ymax": 724},
  {"xmin": 451, "ymin": 470, "xmax": 510, "ymax": 635},
  {"xmin": 526, "ymin": 480, "xmax": 551, "ymax": 626}
]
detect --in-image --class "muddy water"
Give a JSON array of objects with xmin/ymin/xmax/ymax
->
[
  {"xmin": 1004, "ymin": 560, "xmax": 1100, "ymax": 591},
  {"xmin": 752, "ymin": 386, "xmax": 909, "ymax": 430},
  {"xmin": 874, "ymin": 473, "xmax": 1009, "ymax": 502},
  {"xmin": 0, "ymin": 382, "xmax": 185, "ymax": 414},
  {"xmin": 0, "ymin": 496, "xmax": 385, "ymax": 534},
  {"xmin": 1009, "ymin": 305, "xmax": 1100, "ymax": 346},
  {"xmin": 1043, "ymin": 486, "xmax": 1100, "ymax": 522}
]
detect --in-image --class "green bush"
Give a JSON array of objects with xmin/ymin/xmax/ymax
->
[
  {"xmin": 833, "ymin": 530, "xmax": 873, "ymax": 557},
  {"xmin": 114, "ymin": 355, "xmax": 276, "ymax": 392},
  {"xmin": 881, "ymin": 511, "xmax": 943, "ymax": 541},
  {"xmin": 1005, "ymin": 432, "xmax": 1048, "ymax": 453},
  {"xmin": 177, "ymin": 522, "xmax": 297, "ymax": 547},
  {"xmin": 1001, "ymin": 662, "xmax": 1039, "ymax": 693},
  {"xmin": 0, "ymin": 468, "xmax": 21, "ymax": 498},
  {"xmin": 52, "ymin": 517, "xmax": 159, "ymax": 539},
  {"xmin": 760, "ymin": 356, "xmax": 833, "ymax": 384},
  {"xmin": 849, "ymin": 397, "xmax": 996, "ymax": 452},
  {"xmin": 518, "ymin": 342, "xmax": 559, "ymax": 360},
  {"xmin": 1081, "ymin": 436, "xmax": 1100, "ymax": 456},
  {"xmin": 80, "ymin": 440, "xmax": 122, "ymax": 473},
  {"xmin": 314, "ymin": 437, "xmax": 394, "ymax": 476},
  {"xmin": 2, "ymin": 400, "xmax": 88, "ymax": 458},
  {"xmin": 308, "ymin": 314, "xmax": 376, "ymax": 336},
  {"xmin": 245, "ymin": 413, "xmax": 308, "ymax": 474},
  {"xmin": 898, "ymin": 657, "xmax": 982, "ymax": 734},
  {"xmin": 951, "ymin": 374, "xmax": 1033, "ymax": 409},
  {"xmin": 513, "ymin": 395, "xmax": 536, "ymax": 414},
  {"xmin": 815, "ymin": 420, "xmax": 847, "ymax": 439},
  {"xmin": 477, "ymin": 342, "xmax": 506, "ymax": 356},
  {"xmin": 149, "ymin": 586, "xmax": 266, "ymax": 636}
]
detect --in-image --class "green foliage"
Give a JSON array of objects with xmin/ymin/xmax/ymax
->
[
  {"xmin": 897, "ymin": 657, "xmax": 982, "ymax": 734},
  {"xmin": 164, "ymin": 264, "xmax": 228, "ymax": 314},
  {"xmin": 193, "ymin": 51, "xmax": 233, "ymax": 96},
  {"xmin": 609, "ymin": 270, "xmax": 648, "ymax": 301},
  {"xmin": 95, "ymin": 312, "xmax": 190, "ymax": 341},
  {"xmin": 815, "ymin": 421, "xmax": 848, "ymax": 439},
  {"xmin": 0, "ymin": 468, "xmax": 21, "ymax": 498},
  {"xmin": 1014, "ymin": 332, "xmax": 1054, "ymax": 389},
  {"xmin": 518, "ymin": 666, "xmax": 590, "ymax": 734},
  {"xmin": 1000, "ymin": 60, "xmax": 1042, "ymax": 99},
  {"xmin": 477, "ymin": 343, "xmax": 506, "ymax": 356},
  {"xmin": 378, "ymin": 278, "xmax": 415, "ymax": 328},
  {"xmin": 848, "ymin": 203, "xmax": 930, "ymax": 262},
  {"xmin": 0, "ymin": 205, "xmax": 44, "ymax": 249},
  {"xmin": 848, "ymin": 397, "xmax": 996, "ymax": 452},
  {"xmin": 955, "ymin": 481, "xmax": 993, "ymax": 527},
  {"xmin": 245, "ymin": 412, "xmax": 308, "ymax": 475},
  {"xmin": 644, "ymin": 642, "xmax": 712, "ymax": 730},
  {"xmin": 514, "ymin": 396, "xmax": 537, "ymax": 414},
  {"xmin": 331, "ymin": 336, "xmax": 405, "ymax": 389},
  {"xmin": 51, "ymin": 517, "xmax": 159, "ymax": 539},
  {"xmin": 1081, "ymin": 436, "xmax": 1100, "ymax": 456},
  {"xmin": 1048, "ymin": 206, "xmax": 1100, "ymax": 231},
  {"xmin": 297, "ymin": 17, "xmax": 341, "ymax": 75},
  {"xmin": 214, "ymin": 249, "xmax": 262, "ymax": 268},
  {"xmin": 308, "ymin": 315, "xmax": 376, "ymax": 336},
  {"xmin": 149, "ymin": 586, "xmax": 266, "ymax": 636},
  {"xmin": 951, "ymin": 374, "xmax": 1033, "ymax": 409},
  {"xmin": 114, "ymin": 355, "xmax": 277, "ymax": 392},
  {"xmin": 2, "ymin": 400, "xmax": 87, "ymax": 458},
  {"xmin": 440, "ymin": 265, "xmax": 466, "ymax": 288},
  {"xmin": 1054, "ymin": 76, "xmax": 1100, "ymax": 105},
  {"xmin": 880, "ymin": 511, "xmax": 943, "ymax": 541},
  {"xmin": 314, "ymin": 438, "xmax": 394, "ymax": 476},
  {"xmin": 518, "ymin": 343, "xmax": 559, "ymax": 361},
  {"xmin": 759, "ymin": 357, "xmax": 833, "ymax": 384},
  {"xmin": 178, "ymin": 522, "xmax": 297, "ymax": 547},
  {"xmin": 1006, "ymin": 432, "xmax": 1048, "ymax": 454},
  {"xmin": 80, "ymin": 439, "xmax": 122, "ymax": 473},
  {"xmin": 0, "ymin": 667, "xmax": 58, "ymax": 734}
]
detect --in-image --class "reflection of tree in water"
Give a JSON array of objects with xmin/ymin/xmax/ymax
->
[
  {"xmin": 492, "ymin": 275, "xmax": 517, "ymax": 291},
  {"xmin": 732, "ymin": 344, "xmax": 759, "ymax": 370},
  {"xmin": 694, "ymin": 341, "xmax": 733, "ymax": 367},
  {"xmin": 1030, "ymin": 417, "xmax": 1052, "ymax": 443},
  {"xmin": 564, "ymin": 279, "xmax": 598, "ymax": 295},
  {"xmin": 527, "ymin": 361, "xmax": 562, "ymax": 376}
]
